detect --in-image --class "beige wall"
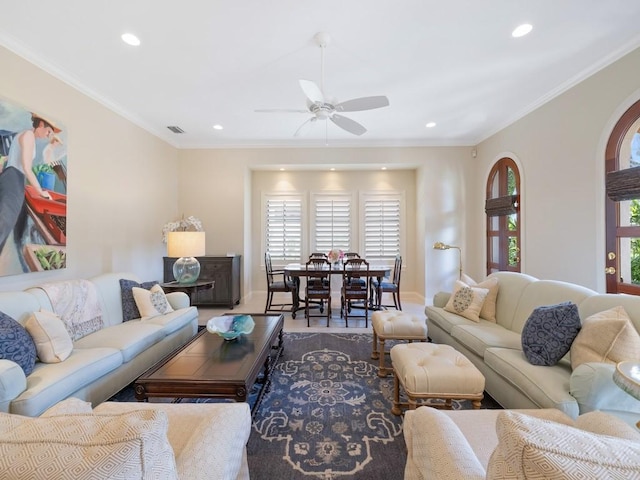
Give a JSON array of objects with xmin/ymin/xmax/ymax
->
[
  {"xmin": 0, "ymin": 46, "xmax": 180, "ymax": 291},
  {"xmin": 177, "ymin": 147, "xmax": 472, "ymax": 302},
  {"xmin": 475, "ymin": 46, "xmax": 640, "ymax": 291},
  {"xmin": 6, "ymin": 40, "xmax": 638, "ymax": 300}
]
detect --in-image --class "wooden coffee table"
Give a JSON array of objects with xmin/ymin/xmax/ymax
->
[{"xmin": 134, "ymin": 313, "xmax": 284, "ymax": 416}]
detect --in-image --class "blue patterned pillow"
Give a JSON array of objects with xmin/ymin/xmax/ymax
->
[
  {"xmin": 521, "ymin": 302, "xmax": 581, "ymax": 366},
  {"xmin": 119, "ymin": 279, "xmax": 158, "ymax": 321},
  {"xmin": 0, "ymin": 311, "xmax": 37, "ymax": 376}
]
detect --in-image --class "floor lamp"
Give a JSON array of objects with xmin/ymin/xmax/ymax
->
[{"xmin": 433, "ymin": 242, "xmax": 462, "ymax": 279}]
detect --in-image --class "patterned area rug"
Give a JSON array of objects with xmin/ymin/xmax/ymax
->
[{"xmin": 109, "ymin": 333, "xmax": 500, "ymax": 479}]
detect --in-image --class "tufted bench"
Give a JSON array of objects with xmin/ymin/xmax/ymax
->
[
  {"xmin": 371, "ymin": 310, "xmax": 428, "ymax": 377},
  {"xmin": 390, "ymin": 343, "xmax": 485, "ymax": 415}
]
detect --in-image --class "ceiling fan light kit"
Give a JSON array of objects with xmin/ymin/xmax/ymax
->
[{"xmin": 258, "ymin": 32, "xmax": 389, "ymax": 138}]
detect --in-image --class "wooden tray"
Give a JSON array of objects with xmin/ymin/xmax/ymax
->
[{"xmin": 23, "ymin": 244, "xmax": 67, "ymax": 272}]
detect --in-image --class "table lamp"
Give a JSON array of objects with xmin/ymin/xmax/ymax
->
[
  {"xmin": 167, "ymin": 231, "xmax": 206, "ymax": 283},
  {"xmin": 433, "ymin": 241, "xmax": 462, "ymax": 279}
]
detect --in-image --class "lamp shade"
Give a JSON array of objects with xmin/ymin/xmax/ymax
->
[{"xmin": 167, "ymin": 231, "xmax": 206, "ymax": 258}]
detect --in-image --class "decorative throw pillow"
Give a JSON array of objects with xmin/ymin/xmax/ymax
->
[
  {"xmin": 0, "ymin": 311, "xmax": 37, "ymax": 376},
  {"xmin": 120, "ymin": 278, "xmax": 158, "ymax": 321},
  {"xmin": 521, "ymin": 302, "xmax": 581, "ymax": 366},
  {"xmin": 24, "ymin": 310, "xmax": 73, "ymax": 363},
  {"xmin": 570, "ymin": 306, "xmax": 640, "ymax": 370},
  {"xmin": 0, "ymin": 410, "xmax": 178, "ymax": 479},
  {"xmin": 443, "ymin": 280, "xmax": 489, "ymax": 323},
  {"xmin": 132, "ymin": 284, "xmax": 175, "ymax": 320},
  {"xmin": 486, "ymin": 411, "xmax": 640, "ymax": 479},
  {"xmin": 462, "ymin": 274, "xmax": 499, "ymax": 323}
]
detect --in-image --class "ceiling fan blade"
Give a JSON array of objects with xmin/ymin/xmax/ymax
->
[
  {"xmin": 335, "ymin": 96, "xmax": 390, "ymax": 112},
  {"xmin": 330, "ymin": 114, "xmax": 367, "ymax": 136},
  {"xmin": 255, "ymin": 108, "xmax": 309, "ymax": 113},
  {"xmin": 294, "ymin": 117, "xmax": 317, "ymax": 137},
  {"xmin": 299, "ymin": 79, "xmax": 325, "ymax": 104}
]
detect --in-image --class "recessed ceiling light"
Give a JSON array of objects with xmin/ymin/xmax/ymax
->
[
  {"xmin": 330, "ymin": 168, "xmax": 336, "ymax": 171},
  {"xmin": 279, "ymin": 168, "xmax": 285, "ymax": 171},
  {"xmin": 426, "ymin": 122, "xmax": 436, "ymax": 128},
  {"xmin": 213, "ymin": 124, "xmax": 223, "ymax": 130},
  {"xmin": 512, "ymin": 24, "xmax": 533, "ymax": 38},
  {"xmin": 381, "ymin": 167, "xmax": 387, "ymax": 170},
  {"xmin": 121, "ymin": 33, "xmax": 140, "ymax": 46}
]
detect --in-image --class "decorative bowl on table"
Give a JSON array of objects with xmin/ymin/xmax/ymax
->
[{"xmin": 206, "ymin": 315, "xmax": 255, "ymax": 341}]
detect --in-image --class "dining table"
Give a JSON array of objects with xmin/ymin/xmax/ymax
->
[{"xmin": 284, "ymin": 262, "xmax": 391, "ymax": 318}]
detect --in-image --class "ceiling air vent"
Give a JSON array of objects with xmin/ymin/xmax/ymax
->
[{"xmin": 167, "ymin": 126, "xmax": 185, "ymax": 134}]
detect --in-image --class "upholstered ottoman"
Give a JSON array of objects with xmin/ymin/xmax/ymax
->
[
  {"xmin": 371, "ymin": 310, "xmax": 428, "ymax": 377},
  {"xmin": 391, "ymin": 343, "xmax": 485, "ymax": 415}
]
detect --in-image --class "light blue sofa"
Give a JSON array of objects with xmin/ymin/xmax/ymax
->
[
  {"xmin": 0, "ymin": 272, "xmax": 198, "ymax": 416},
  {"xmin": 425, "ymin": 271, "xmax": 640, "ymax": 425}
]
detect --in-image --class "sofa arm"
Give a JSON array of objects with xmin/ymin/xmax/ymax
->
[
  {"xmin": 404, "ymin": 407, "xmax": 485, "ymax": 480},
  {"xmin": 0, "ymin": 359, "xmax": 27, "ymax": 412},
  {"xmin": 166, "ymin": 291, "xmax": 190, "ymax": 310},
  {"xmin": 570, "ymin": 362, "xmax": 640, "ymax": 419},
  {"xmin": 432, "ymin": 291, "xmax": 451, "ymax": 308}
]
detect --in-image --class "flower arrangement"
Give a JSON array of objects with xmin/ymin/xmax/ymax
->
[
  {"xmin": 162, "ymin": 215, "xmax": 203, "ymax": 243},
  {"xmin": 327, "ymin": 248, "xmax": 344, "ymax": 264}
]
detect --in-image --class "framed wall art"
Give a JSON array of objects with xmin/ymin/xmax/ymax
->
[{"xmin": 0, "ymin": 97, "xmax": 67, "ymax": 276}]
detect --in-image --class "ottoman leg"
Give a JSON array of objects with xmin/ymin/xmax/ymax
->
[
  {"xmin": 371, "ymin": 329, "xmax": 379, "ymax": 360},
  {"xmin": 472, "ymin": 398, "xmax": 482, "ymax": 410},
  {"xmin": 392, "ymin": 372, "xmax": 402, "ymax": 415},
  {"xmin": 377, "ymin": 338, "xmax": 387, "ymax": 377}
]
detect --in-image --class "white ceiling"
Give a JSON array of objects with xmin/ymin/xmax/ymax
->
[{"xmin": 1, "ymin": 1, "xmax": 640, "ymax": 149}]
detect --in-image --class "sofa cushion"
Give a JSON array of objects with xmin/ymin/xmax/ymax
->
[
  {"xmin": 570, "ymin": 306, "xmax": 640, "ymax": 370},
  {"xmin": 463, "ymin": 274, "xmax": 500, "ymax": 323},
  {"xmin": 120, "ymin": 279, "xmax": 158, "ymax": 321},
  {"xmin": 41, "ymin": 397, "xmax": 93, "ymax": 416},
  {"xmin": 486, "ymin": 411, "xmax": 640, "ymax": 479},
  {"xmin": 0, "ymin": 311, "xmax": 37, "ymax": 376},
  {"xmin": 11, "ymin": 347, "xmax": 122, "ymax": 417},
  {"xmin": 133, "ymin": 285, "xmax": 175, "ymax": 320},
  {"xmin": 145, "ymin": 307, "xmax": 199, "ymax": 337},
  {"xmin": 444, "ymin": 280, "xmax": 489, "ymax": 323},
  {"xmin": 521, "ymin": 302, "xmax": 581, "ymax": 366},
  {"xmin": 24, "ymin": 310, "xmax": 73, "ymax": 363},
  {"xmin": 484, "ymin": 347, "xmax": 578, "ymax": 417},
  {"xmin": 94, "ymin": 402, "xmax": 252, "ymax": 480},
  {"xmin": 0, "ymin": 410, "xmax": 177, "ymax": 479},
  {"xmin": 73, "ymin": 322, "xmax": 165, "ymax": 363},
  {"xmin": 451, "ymin": 322, "xmax": 522, "ymax": 358},
  {"xmin": 575, "ymin": 410, "xmax": 640, "ymax": 441},
  {"xmin": 425, "ymin": 305, "xmax": 474, "ymax": 335}
]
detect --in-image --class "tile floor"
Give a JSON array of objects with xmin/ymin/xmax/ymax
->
[{"xmin": 196, "ymin": 292, "xmax": 426, "ymax": 333}]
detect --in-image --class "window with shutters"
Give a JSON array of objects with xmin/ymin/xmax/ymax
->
[
  {"xmin": 312, "ymin": 194, "xmax": 352, "ymax": 253},
  {"xmin": 263, "ymin": 194, "xmax": 303, "ymax": 262},
  {"xmin": 361, "ymin": 193, "xmax": 403, "ymax": 260}
]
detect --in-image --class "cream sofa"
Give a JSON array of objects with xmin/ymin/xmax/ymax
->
[
  {"xmin": 425, "ymin": 271, "xmax": 640, "ymax": 424},
  {"xmin": 0, "ymin": 397, "xmax": 251, "ymax": 479},
  {"xmin": 403, "ymin": 406, "xmax": 640, "ymax": 480},
  {"xmin": 0, "ymin": 272, "xmax": 198, "ymax": 417}
]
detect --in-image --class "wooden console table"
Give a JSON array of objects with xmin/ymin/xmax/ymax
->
[{"xmin": 164, "ymin": 255, "xmax": 241, "ymax": 308}]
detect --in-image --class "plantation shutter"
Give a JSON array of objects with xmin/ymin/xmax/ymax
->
[
  {"xmin": 363, "ymin": 194, "xmax": 401, "ymax": 260},
  {"xmin": 313, "ymin": 195, "xmax": 351, "ymax": 253},
  {"xmin": 265, "ymin": 195, "xmax": 302, "ymax": 262}
]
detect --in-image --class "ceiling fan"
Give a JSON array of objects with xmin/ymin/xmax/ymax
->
[{"xmin": 256, "ymin": 32, "xmax": 389, "ymax": 137}]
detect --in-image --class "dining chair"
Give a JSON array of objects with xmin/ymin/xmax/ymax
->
[
  {"xmin": 264, "ymin": 252, "xmax": 298, "ymax": 315},
  {"xmin": 305, "ymin": 258, "xmax": 332, "ymax": 327},
  {"xmin": 341, "ymin": 258, "xmax": 370, "ymax": 327},
  {"xmin": 342, "ymin": 252, "xmax": 360, "ymax": 260},
  {"xmin": 309, "ymin": 252, "xmax": 328, "ymax": 259},
  {"xmin": 372, "ymin": 254, "xmax": 402, "ymax": 310}
]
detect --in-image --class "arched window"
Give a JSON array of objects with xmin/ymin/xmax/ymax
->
[
  {"xmin": 486, "ymin": 157, "xmax": 521, "ymax": 275},
  {"xmin": 605, "ymin": 98, "xmax": 640, "ymax": 294}
]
